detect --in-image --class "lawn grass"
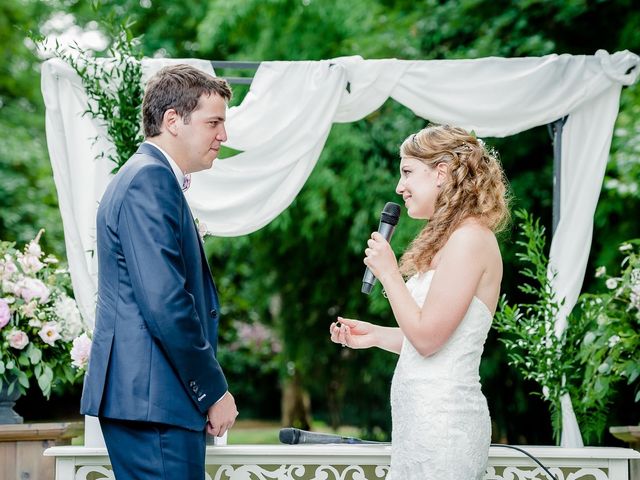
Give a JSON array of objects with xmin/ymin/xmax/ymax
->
[{"xmin": 70, "ymin": 419, "xmax": 363, "ymax": 445}]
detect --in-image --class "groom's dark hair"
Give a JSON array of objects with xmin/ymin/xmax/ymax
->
[{"xmin": 143, "ymin": 64, "xmax": 232, "ymax": 137}]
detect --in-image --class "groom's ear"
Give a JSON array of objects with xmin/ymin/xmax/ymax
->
[{"xmin": 162, "ymin": 109, "xmax": 180, "ymax": 136}]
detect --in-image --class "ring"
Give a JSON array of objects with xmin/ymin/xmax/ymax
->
[{"xmin": 341, "ymin": 343, "xmax": 346, "ymax": 348}]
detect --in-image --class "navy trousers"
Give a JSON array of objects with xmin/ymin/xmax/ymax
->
[{"xmin": 100, "ymin": 417, "xmax": 207, "ymax": 480}]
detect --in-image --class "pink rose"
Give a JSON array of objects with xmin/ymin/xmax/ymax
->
[
  {"xmin": 19, "ymin": 278, "xmax": 50, "ymax": 303},
  {"xmin": 8, "ymin": 329, "xmax": 29, "ymax": 350},
  {"xmin": 0, "ymin": 299, "xmax": 10, "ymax": 329},
  {"xmin": 70, "ymin": 333, "xmax": 92, "ymax": 369},
  {"xmin": 38, "ymin": 322, "xmax": 61, "ymax": 346}
]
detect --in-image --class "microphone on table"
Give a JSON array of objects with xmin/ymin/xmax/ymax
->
[
  {"xmin": 361, "ymin": 202, "xmax": 402, "ymax": 295},
  {"xmin": 279, "ymin": 427, "xmax": 385, "ymax": 445}
]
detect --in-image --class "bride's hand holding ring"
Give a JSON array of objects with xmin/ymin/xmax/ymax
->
[{"xmin": 329, "ymin": 317, "xmax": 377, "ymax": 350}]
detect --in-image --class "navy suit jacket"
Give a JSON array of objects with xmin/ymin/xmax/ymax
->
[{"xmin": 80, "ymin": 143, "xmax": 227, "ymax": 431}]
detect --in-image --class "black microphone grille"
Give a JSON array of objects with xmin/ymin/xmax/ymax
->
[
  {"xmin": 381, "ymin": 202, "xmax": 401, "ymax": 225},
  {"xmin": 278, "ymin": 427, "xmax": 298, "ymax": 445}
]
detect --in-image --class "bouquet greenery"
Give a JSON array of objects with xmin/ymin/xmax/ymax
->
[{"xmin": 0, "ymin": 230, "xmax": 90, "ymax": 398}]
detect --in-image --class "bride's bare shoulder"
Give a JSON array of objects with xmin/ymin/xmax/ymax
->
[{"xmin": 449, "ymin": 219, "xmax": 497, "ymax": 247}]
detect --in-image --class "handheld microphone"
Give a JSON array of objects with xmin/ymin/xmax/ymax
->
[
  {"xmin": 361, "ymin": 202, "xmax": 401, "ymax": 295},
  {"xmin": 278, "ymin": 427, "xmax": 385, "ymax": 445}
]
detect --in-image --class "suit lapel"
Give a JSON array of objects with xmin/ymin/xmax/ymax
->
[{"xmin": 139, "ymin": 141, "xmax": 219, "ymax": 295}]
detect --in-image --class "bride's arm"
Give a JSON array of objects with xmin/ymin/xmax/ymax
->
[
  {"xmin": 376, "ymin": 228, "xmax": 486, "ymax": 357},
  {"xmin": 373, "ymin": 325, "xmax": 405, "ymax": 354},
  {"xmin": 330, "ymin": 318, "xmax": 405, "ymax": 354}
]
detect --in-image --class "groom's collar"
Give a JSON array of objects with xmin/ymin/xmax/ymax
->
[{"xmin": 139, "ymin": 141, "xmax": 185, "ymax": 188}]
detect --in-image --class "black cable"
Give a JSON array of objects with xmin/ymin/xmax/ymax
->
[{"xmin": 491, "ymin": 444, "xmax": 559, "ymax": 480}]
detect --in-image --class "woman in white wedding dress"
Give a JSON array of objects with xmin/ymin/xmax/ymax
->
[{"xmin": 330, "ymin": 125, "xmax": 509, "ymax": 480}]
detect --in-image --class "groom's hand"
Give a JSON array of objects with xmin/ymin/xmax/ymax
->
[{"xmin": 207, "ymin": 391, "xmax": 238, "ymax": 437}]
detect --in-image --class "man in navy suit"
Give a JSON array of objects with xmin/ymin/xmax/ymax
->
[{"xmin": 81, "ymin": 64, "xmax": 238, "ymax": 479}]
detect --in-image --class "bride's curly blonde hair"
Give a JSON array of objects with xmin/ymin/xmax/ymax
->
[{"xmin": 398, "ymin": 125, "xmax": 510, "ymax": 277}]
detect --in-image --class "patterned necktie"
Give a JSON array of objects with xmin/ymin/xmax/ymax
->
[{"xmin": 182, "ymin": 173, "xmax": 191, "ymax": 191}]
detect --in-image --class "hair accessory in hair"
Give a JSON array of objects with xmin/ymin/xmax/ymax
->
[{"xmin": 411, "ymin": 133, "xmax": 419, "ymax": 148}]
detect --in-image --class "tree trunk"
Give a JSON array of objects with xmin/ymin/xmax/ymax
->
[{"xmin": 281, "ymin": 371, "xmax": 312, "ymax": 430}]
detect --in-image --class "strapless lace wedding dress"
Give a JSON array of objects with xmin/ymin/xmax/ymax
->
[{"xmin": 387, "ymin": 270, "xmax": 492, "ymax": 480}]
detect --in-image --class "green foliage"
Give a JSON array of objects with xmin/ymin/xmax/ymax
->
[
  {"xmin": 197, "ymin": 0, "xmax": 379, "ymax": 61},
  {"xmin": 578, "ymin": 241, "xmax": 640, "ymax": 406},
  {"xmin": 65, "ymin": 0, "xmax": 209, "ymax": 58},
  {"xmin": 493, "ymin": 210, "xmax": 584, "ymax": 443},
  {"xmin": 0, "ymin": 0, "xmax": 52, "ymax": 105},
  {"xmin": 216, "ymin": 318, "xmax": 282, "ymax": 419},
  {"xmin": 495, "ymin": 211, "xmax": 640, "ymax": 444},
  {"xmin": 41, "ymin": 15, "xmax": 143, "ymax": 173},
  {"xmin": 0, "ymin": 102, "xmax": 65, "ymax": 257},
  {"xmin": 0, "ymin": 0, "xmax": 65, "ymax": 256}
]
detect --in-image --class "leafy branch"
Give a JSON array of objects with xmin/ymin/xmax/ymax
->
[
  {"xmin": 493, "ymin": 210, "xmax": 606, "ymax": 444},
  {"xmin": 35, "ymin": 11, "xmax": 143, "ymax": 173}
]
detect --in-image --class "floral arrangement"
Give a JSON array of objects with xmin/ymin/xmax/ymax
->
[
  {"xmin": 0, "ymin": 230, "xmax": 90, "ymax": 398},
  {"xmin": 494, "ymin": 210, "xmax": 640, "ymax": 444}
]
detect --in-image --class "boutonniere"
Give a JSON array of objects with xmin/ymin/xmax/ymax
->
[{"xmin": 194, "ymin": 218, "xmax": 211, "ymax": 242}]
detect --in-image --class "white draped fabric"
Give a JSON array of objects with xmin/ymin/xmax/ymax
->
[{"xmin": 41, "ymin": 50, "xmax": 639, "ymax": 447}]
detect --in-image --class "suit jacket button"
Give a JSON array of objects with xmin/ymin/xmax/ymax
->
[{"xmin": 210, "ymin": 309, "xmax": 217, "ymax": 317}]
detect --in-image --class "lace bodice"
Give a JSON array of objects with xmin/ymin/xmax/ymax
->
[{"xmin": 387, "ymin": 270, "xmax": 493, "ymax": 480}]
